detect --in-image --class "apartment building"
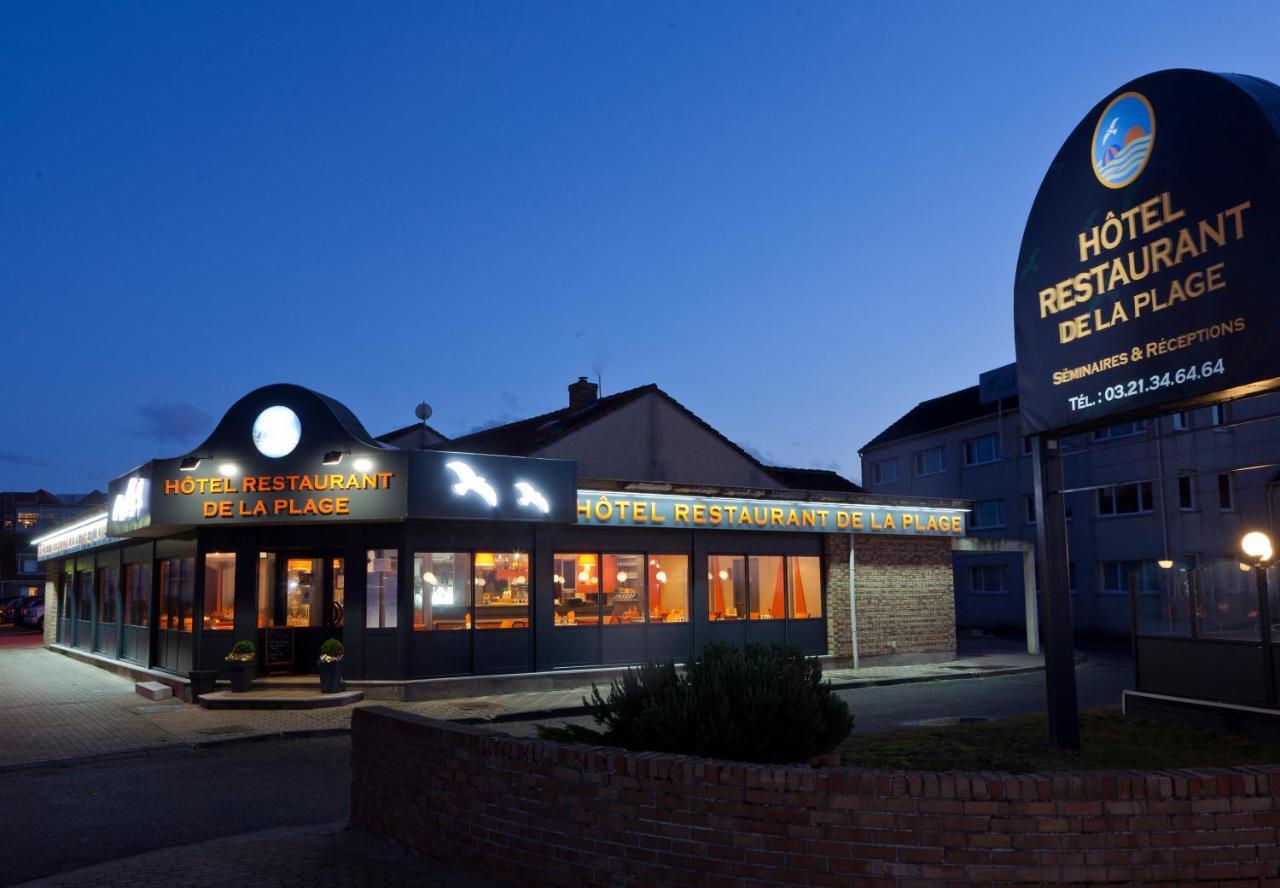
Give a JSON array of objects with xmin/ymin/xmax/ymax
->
[{"xmin": 859, "ymin": 365, "xmax": 1280, "ymax": 636}]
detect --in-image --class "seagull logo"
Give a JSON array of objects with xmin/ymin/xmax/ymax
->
[
  {"xmin": 445, "ymin": 461, "xmax": 498, "ymax": 507},
  {"xmin": 514, "ymin": 481, "xmax": 550, "ymax": 514},
  {"xmin": 1102, "ymin": 116, "xmax": 1118, "ymax": 144}
]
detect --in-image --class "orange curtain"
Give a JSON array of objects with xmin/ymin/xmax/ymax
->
[
  {"xmin": 712, "ymin": 565, "xmax": 725, "ymax": 616},
  {"xmin": 792, "ymin": 559, "xmax": 809, "ymax": 618},
  {"xmin": 770, "ymin": 561, "xmax": 786, "ymax": 618}
]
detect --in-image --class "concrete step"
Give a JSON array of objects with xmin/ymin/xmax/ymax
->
[
  {"xmin": 135, "ymin": 681, "xmax": 174, "ymax": 701},
  {"xmin": 197, "ymin": 689, "xmax": 364, "ymax": 710}
]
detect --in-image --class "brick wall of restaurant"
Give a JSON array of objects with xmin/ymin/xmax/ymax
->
[
  {"xmin": 352, "ymin": 707, "xmax": 1280, "ymax": 887},
  {"xmin": 826, "ymin": 534, "xmax": 956, "ymax": 660}
]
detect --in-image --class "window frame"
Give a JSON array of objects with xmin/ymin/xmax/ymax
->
[
  {"xmin": 969, "ymin": 564, "xmax": 1009, "ymax": 595},
  {"xmin": 962, "ymin": 433, "xmax": 1001, "ymax": 467},
  {"xmin": 1096, "ymin": 481, "xmax": 1154, "ymax": 517},
  {"xmin": 1218, "ymin": 473, "xmax": 1235, "ymax": 511},
  {"xmin": 871, "ymin": 458, "xmax": 899, "ymax": 485},
  {"xmin": 1178, "ymin": 474, "xmax": 1196, "ymax": 511},
  {"xmin": 970, "ymin": 498, "xmax": 1006, "ymax": 530},
  {"xmin": 707, "ymin": 553, "xmax": 823, "ymax": 622},
  {"xmin": 912, "ymin": 445, "xmax": 946, "ymax": 477}
]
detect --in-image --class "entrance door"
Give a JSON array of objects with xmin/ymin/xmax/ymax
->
[{"xmin": 259, "ymin": 553, "xmax": 344, "ymax": 674}]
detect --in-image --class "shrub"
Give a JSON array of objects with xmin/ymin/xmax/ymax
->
[
  {"xmin": 226, "ymin": 640, "xmax": 256, "ymax": 662},
  {"xmin": 320, "ymin": 639, "xmax": 345, "ymax": 661},
  {"xmin": 539, "ymin": 643, "xmax": 853, "ymax": 764}
]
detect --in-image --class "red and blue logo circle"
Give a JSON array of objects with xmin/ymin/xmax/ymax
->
[{"xmin": 1091, "ymin": 92, "xmax": 1155, "ymax": 189}]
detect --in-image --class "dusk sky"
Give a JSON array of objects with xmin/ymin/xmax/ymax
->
[{"xmin": 5, "ymin": 2, "xmax": 1279, "ymax": 492}]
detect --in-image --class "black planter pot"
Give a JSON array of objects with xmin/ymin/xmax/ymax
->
[
  {"xmin": 318, "ymin": 659, "xmax": 343, "ymax": 693},
  {"xmin": 227, "ymin": 661, "xmax": 254, "ymax": 693}
]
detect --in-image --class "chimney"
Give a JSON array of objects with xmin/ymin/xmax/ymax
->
[{"xmin": 568, "ymin": 376, "xmax": 598, "ymax": 409}]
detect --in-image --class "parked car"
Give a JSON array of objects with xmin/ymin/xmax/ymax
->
[
  {"xmin": 2, "ymin": 596, "xmax": 34, "ymax": 625},
  {"xmin": 0, "ymin": 596, "xmax": 23, "ymax": 623},
  {"xmin": 19, "ymin": 600, "xmax": 44, "ymax": 631}
]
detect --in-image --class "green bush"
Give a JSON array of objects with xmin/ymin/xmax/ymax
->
[
  {"xmin": 226, "ymin": 640, "xmax": 256, "ymax": 662},
  {"xmin": 319, "ymin": 638, "xmax": 345, "ymax": 661},
  {"xmin": 539, "ymin": 643, "xmax": 853, "ymax": 764}
]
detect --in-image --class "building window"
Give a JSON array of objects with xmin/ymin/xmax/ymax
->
[
  {"xmin": 970, "ymin": 565, "xmax": 1008, "ymax": 594},
  {"xmin": 602, "ymin": 553, "xmax": 646, "ymax": 624},
  {"xmin": 1218, "ymin": 474, "xmax": 1234, "ymax": 510},
  {"xmin": 124, "ymin": 562, "xmax": 151, "ymax": 627},
  {"xmin": 77, "ymin": 570, "xmax": 93, "ymax": 621},
  {"xmin": 413, "ymin": 552, "xmax": 472, "ymax": 630},
  {"xmin": 913, "ymin": 446, "xmax": 945, "ymax": 477},
  {"xmin": 366, "ymin": 549, "xmax": 399, "ymax": 629},
  {"xmin": 1023, "ymin": 495, "xmax": 1036, "ymax": 524},
  {"xmin": 650, "ymin": 555, "xmax": 690, "ymax": 623},
  {"xmin": 20, "ymin": 557, "xmax": 38, "ymax": 574},
  {"xmin": 554, "ymin": 552, "xmax": 690, "ymax": 626},
  {"xmin": 1021, "ymin": 435, "xmax": 1033, "ymax": 456},
  {"xmin": 1092, "ymin": 420, "xmax": 1147, "ymax": 441},
  {"xmin": 203, "ymin": 553, "xmax": 236, "ymax": 631},
  {"xmin": 963, "ymin": 433, "xmax": 1001, "ymax": 467},
  {"xmin": 709, "ymin": 554, "xmax": 821, "ymax": 621},
  {"xmin": 256, "ymin": 553, "xmax": 276, "ymax": 628},
  {"xmin": 554, "ymin": 553, "xmax": 597, "ymax": 625},
  {"xmin": 473, "ymin": 552, "xmax": 528, "ymax": 630},
  {"xmin": 871, "ymin": 458, "xmax": 899, "ymax": 485},
  {"xmin": 1210, "ymin": 403, "xmax": 1228, "ymax": 427},
  {"xmin": 1185, "ymin": 552, "xmax": 1201, "ymax": 571},
  {"xmin": 1096, "ymin": 482, "xmax": 1153, "ymax": 516},
  {"xmin": 16, "ymin": 512, "xmax": 39, "ymax": 529},
  {"xmin": 158, "ymin": 557, "xmax": 194, "ymax": 631},
  {"xmin": 1178, "ymin": 475, "xmax": 1196, "ymax": 510},
  {"xmin": 96, "ymin": 565, "xmax": 118, "ymax": 625},
  {"xmin": 1100, "ymin": 561, "xmax": 1159, "ymax": 595},
  {"xmin": 1172, "ymin": 411, "xmax": 1189, "ymax": 431},
  {"xmin": 283, "ymin": 558, "xmax": 325, "ymax": 628},
  {"xmin": 971, "ymin": 499, "xmax": 1005, "ymax": 529}
]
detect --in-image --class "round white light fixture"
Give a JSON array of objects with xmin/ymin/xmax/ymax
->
[
  {"xmin": 1242, "ymin": 531, "xmax": 1274, "ymax": 563},
  {"xmin": 422, "ymin": 571, "xmax": 438, "ymax": 586},
  {"xmin": 252, "ymin": 406, "xmax": 302, "ymax": 458},
  {"xmin": 218, "ymin": 463, "xmax": 239, "ymax": 477},
  {"xmin": 655, "ymin": 570, "xmax": 667, "ymax": 584},
  {"xmin": 616, "ymin": 571, "xmax": 629, "ymax": 584},
  {"xmin": 353, "ymin": 457, "xmax": 374, "ymax": 473},
  {"xmin": 578, "ymin": 568, "xmax": 591, "ymax": 583},
  {"xmin": 718, "ymin": 569, "xmax": 730, "ymax": 581}
]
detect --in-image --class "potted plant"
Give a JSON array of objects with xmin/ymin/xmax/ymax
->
[
  {"xmin": 225, "ymin": 640, "xmax": 256, "ymax": 693},
  {"xmin": 318, "ymin": 638, "xmax": 345, "ymax": 693}
]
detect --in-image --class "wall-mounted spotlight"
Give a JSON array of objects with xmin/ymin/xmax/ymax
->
[
  {"xmin": 353, "ymin": 457, "xmax": 374, "ymax": 473},
  {"xmin": 179, "ymin": 456, "xmax": 204, "ymax": 471},
  {"xmin": 218, "ymin": 463, "xmax": 239, "ymax": 477},
  {"xmin": 322, "ymin": 450, "xmax": 349, "ymax": 466}
]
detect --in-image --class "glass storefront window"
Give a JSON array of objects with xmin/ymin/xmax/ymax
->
[
  {"xmin": 158, "ymin": 557, "xmax": 194, "ymax": 632},
  {"xmin": 413, "ymin": 552, "xmax": 472, "ymax": 630},
  {"xmin": 474, "ymin": 551, "xmax": 528, "ymax": 630},
  {"xmin": 708, "ymin": 555, "xmax": 746, "ymax": 621},
  {"xmin": 1136, "ymin": 562, "xmax": 1190, "ymax": 637},
  {"xmin": 366, "ymin": 549, "xmax": 399, "ymax": 629},
  {"xmin": 332, "ymin": 559, "xmax": 345, "ymax": 626},
  {"xmin": 256, "ymin": 553, "xmax": 276, "ymax": 628},
  {"xmin": 554, "ymin": 553, "xmax": 596, "ymax": 626},
  {"xmin": 648, "ymin": 554, "xmax": 689, "ymax": 623},
  {"xmin": 124, "ymin": 562, "xmax": 151, "ymax": 627},
  {"xmin": 602, "ymin": 554, "xmax": 645, "ymax": 625},
  {"xmin": 285, "ymin": 558, "xmax": 324, "ymax": 627},
  {"xmin": 77, "ymin": 570, "xmax": 93, "ymax": 621},
  {"xmin": 203, "ymin": 553, "xmax": 236, "ymax": 631},
  {"xmin": 788, "ymin": 556, "xmax": 822, "ymax": 619},
  {"xmin": 747, "ymin": 555, "xmax": 785, "ymax": 620},
  {"xmin": 96, "ymin": 564, "xmax": 118, "ymax": 624}
]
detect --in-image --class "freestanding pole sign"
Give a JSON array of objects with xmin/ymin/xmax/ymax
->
[{"xmin": 1015, "ymin": 69, "xmax": 1280, "ymax": 748}]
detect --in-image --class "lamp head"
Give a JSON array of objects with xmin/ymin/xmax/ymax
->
[{"xmin": 1242, "ymin": 531, "xmax": 1273, "ymax": 564}]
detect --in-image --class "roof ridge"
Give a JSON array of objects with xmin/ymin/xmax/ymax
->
[{"xmin": 442, "ymin": 383, "xmax": 658, "ymax": 447}]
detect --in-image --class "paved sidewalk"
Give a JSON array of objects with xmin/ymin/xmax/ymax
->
[
  {"xmin": 10, "ymin": 822, "xmax": 492, "ymax": 888},
  {"xmin": 0, "ymin": 631, "xmax": 1044, "ymax": 769}
]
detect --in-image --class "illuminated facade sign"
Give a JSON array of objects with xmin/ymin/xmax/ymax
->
[
  {"xmin": 34, "ymin": 513, "xmax": 119, "ymax": 560},
  {"xmin": 575, "ymin": 491, "xmax": 965, "ymax": 537},
  {"xmin": 1015, "ymin": 69, "xmax": 1280, "ymax": 435}
]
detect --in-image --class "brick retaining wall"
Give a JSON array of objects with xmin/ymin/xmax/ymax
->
[{"xmin": 352, "ymin": 706, "xmax": 1280, "ymax": 886}]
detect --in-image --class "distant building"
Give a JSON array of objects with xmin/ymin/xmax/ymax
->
[
  {"xmin": 1, "ymin": 490, "xmax": 103, "ymax": 598},
  {"xmin": 859, "ymin": 365, "xmax": 1280, "ymax": 636}
]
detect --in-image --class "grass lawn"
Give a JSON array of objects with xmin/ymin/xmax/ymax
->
[{"xmin": 840, "ymin": 708, "xmax": 1280, "ymax": 772}]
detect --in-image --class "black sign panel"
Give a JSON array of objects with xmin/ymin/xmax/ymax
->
[
  {"xmin": 407, "ymin": 450, "xmax": 578, "ymax": 524},
  {"xmin": 1015, "ymin": 69, "xmax": 1280, "ymax": 435}
]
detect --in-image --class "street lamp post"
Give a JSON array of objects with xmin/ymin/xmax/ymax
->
[{"xmin": 1242, "ymin": 531, "xmax": 1276, "ymax": 706}]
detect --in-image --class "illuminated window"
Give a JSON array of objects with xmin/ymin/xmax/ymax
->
[
  {"xmin": 124, "ymin": 562, "xmax": 151, "ymax": 627},
  {"xmin": 649, "ymin": 555, "xmax": 688, "ymax": 623},
  {"xmin": 602, "ymin": 554, "xmax": 645, "ymax": 625},
  {"xmin": 747, "ymin": 556, "xmax": 786, "ymax": 620},
  {"xmin": 96, "ymin": 565, "xmax": 118, "ymax": 624},
  {"xmin": 473, "ymin": 552, "xmax": 528, "ymax": 630},
  {"xmin": 16, "ymin": 512, "xmax": 39, "ymax": 529},
  {"xmin": 413, "ymin": 552, "xmax": 472, "ymax": 630},
  {"xmin": 203, "ymin": 553, "xmax": 236, "ymax": 631},
  {"xmin": 708, "ymin": 555, "xmax": 746, "ymax": 621},
  {"xmin": 788, "ymin": 556, "xmax": 822, "ymax": 619},
  {"xmin": 285, "ymin": 558, "xmax": 324, "ymax": 627},
  {"xmin": 553, "ymin": 553, "xmax": 597, "ymax": 626},
  {"xmin": 332, "ymin": 559, "xmax": 345, "ymax": 626},
  {"xmin": 366, "ymin": 550, "xmax": 398, "ymax": 629},
  {"xmin": 158, "ymin": 557, "xmax": 194, "ymax": 631}
]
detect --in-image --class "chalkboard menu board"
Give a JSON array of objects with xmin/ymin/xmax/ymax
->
[{"xmin": 265, "ymin": 628, "xmax": 293, "ymax": 672}]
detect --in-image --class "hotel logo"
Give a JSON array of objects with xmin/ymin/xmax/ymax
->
[{"xmin": 1091, "ymin": 91, "xmax": 1155, "ymax": 189}]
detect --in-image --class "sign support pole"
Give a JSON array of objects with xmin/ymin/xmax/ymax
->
[{"xmin": 1031, "ymin": 434, "xmax": 1080, "ymax": 750}]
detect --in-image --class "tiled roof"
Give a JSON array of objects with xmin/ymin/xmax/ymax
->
[
  {"xmin": 763, "ymin": 466, "xmax": 863, "ymax": 493},
  {"xmin": 861, "ymin": 385, "xmax": 1018, "ymax": 452}
]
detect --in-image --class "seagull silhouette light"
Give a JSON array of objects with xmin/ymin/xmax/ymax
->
[
  {"xmin": 446, "ymin": 461, "xmax": 498, "ymax": 507},
  {"xmin": 1103, "ymin": 117, "xmax": 1118, "ymax": 144},
  {"xmin": 514, "ymin": 481, "xmax": 550, "ymax": 514}
]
